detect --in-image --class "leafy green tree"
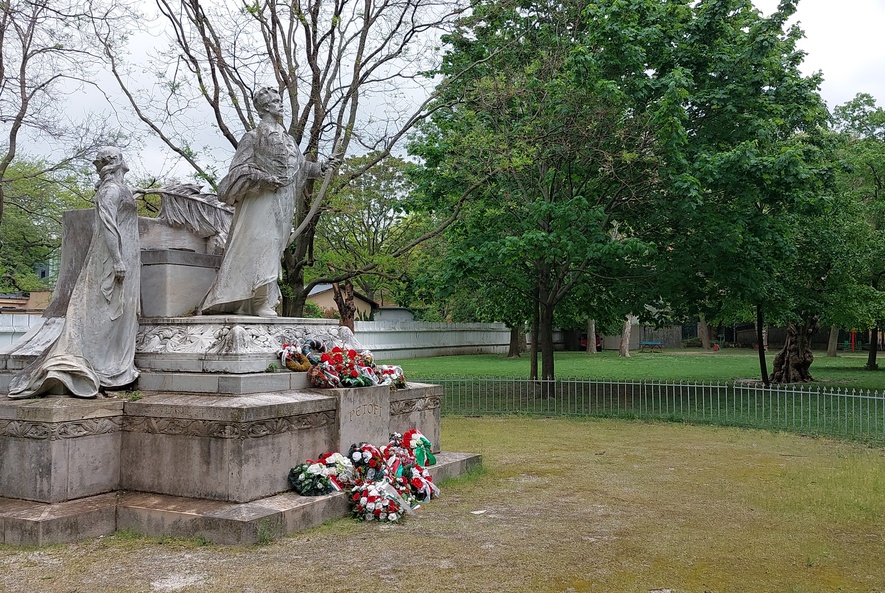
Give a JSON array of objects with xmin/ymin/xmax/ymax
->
[
  {"xmin": 832, "ymin": 93, "xmax": 885, "ymax": 370},
  {"xmin": 412, "ymin": 0, "xmax": 661, "ymax": 380},
  {"xmin": 0, "ymin": 160, "xmax": 92, "ymax": 292},
  {"xmin": 309, "ymin": 154, "xmax": 425, "ymax": 305},
  {"xmin": 575, "ymin": 0, "xmax": 831, "ymax": 383}
]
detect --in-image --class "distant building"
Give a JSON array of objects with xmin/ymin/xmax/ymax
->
[{"xmin": 306, "ymin": 283, "xmax": 378, "ymax": 319}]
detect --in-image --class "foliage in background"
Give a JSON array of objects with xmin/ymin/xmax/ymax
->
[
  {"xmin": 0, "ymin": 160, "xmax": 91, "ymax": 292},
  {"xmin": 831, "ymin": 93, "xmax": 885, "ymax": 369},
  {"xmin": 309, "ymin": 153, "xmax": 428, "ymax": 305},
  {"xmin": 410, "ymin": 0, "xmax": 661, "ymax": 379}
]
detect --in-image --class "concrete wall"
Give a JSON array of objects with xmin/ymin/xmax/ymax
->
[
  {"xmin": 0, "ymin": 313, "xmax": 42, "ymax": 348},
  {"xmin": 355, "ymin": 321, "xmax": 510, "ymax": 359}
]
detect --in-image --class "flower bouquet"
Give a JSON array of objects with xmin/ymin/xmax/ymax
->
[
  {"xmin": 407, "ymin": 464, "xmax": 440, "ymax": 502},
  {"xmin": 317, "ymin": 451, "xmax": 355, "ymax": 488},
  {"xmin": 350, "ymin": 481, "xmax": 410, "ymax": 522},
  {"xmin": 402, "ymin": 429, "xmax": 437, "ymax": 467},
  {"xmin": 279, "ymin": 343, "xmax": 311, "ymax": 371},
  {"xmin": 288, "ymin": 461, "xmax": 337, "ymax": 496},
  {"xmin": 348, "ymin": 442, "xmax": 386, "ymax": 483},
  {"xmin": 376, "ymin": 365, "xmax": 407, "ymax": 389}
]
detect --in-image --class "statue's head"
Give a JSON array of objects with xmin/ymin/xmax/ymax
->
[
  {"xmin": 93, "ymin": 146, "xmax": 128, "ymax": 175},
  {"xmin": 254, "ymin": 87, "xmax": 283, "ymax": 118}
]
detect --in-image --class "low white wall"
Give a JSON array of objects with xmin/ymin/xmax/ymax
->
[
  {"xmin": 355, "ymin": 321, "xmax": 510, "ymax": 360},
  {"xmin": 0, "ymin": 313, "xmax": 42, "ymax": 347}
]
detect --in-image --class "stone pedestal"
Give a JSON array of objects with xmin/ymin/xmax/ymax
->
[
  {"xmin": 140, "ymin": 250, "xmax": 221, "ymax": 317},
  {"xmin": 0, "ymin": 398, "xmax": 123, "ymax": 503},
  {"xmin": 333, "ymin": 385, "xmax": 391, "ymax": 451},
  {"xmin": 0, "ymin": 374, "xmax": 473, "ymax": 545},
  {"xmin": 120, "ymin": 391, "xmax": 338, "ymax": 503}
]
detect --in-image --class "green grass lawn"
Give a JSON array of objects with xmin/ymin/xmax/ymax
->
[
  {"xmin": 381, "ymin": 349, "xmax": 885, "ymax": 391},
  {"xmin": 4, "ymin": 418, "xmax": 882, "ymax": 593}
]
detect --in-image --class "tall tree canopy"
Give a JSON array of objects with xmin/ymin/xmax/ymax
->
[
  {"xmin": 414, "ymin": 0, "xmax": 831, "ymax": 380},
  {"xmin": 411, "ymin": 0, "xmax": 661, "ymax": 380}
]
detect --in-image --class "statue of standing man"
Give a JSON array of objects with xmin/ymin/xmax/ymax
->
[{"xmin": 201, "ymin": 87, "xmax": 336, "ymax": 317}]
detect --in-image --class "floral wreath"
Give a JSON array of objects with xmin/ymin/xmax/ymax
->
[
  {"xmin": 278, "ymin": 341, "xmax": 406, "ymax": 390},
  {"xmin": 288, "ymin": 428, "xmax": 439, "ymax": 522}
]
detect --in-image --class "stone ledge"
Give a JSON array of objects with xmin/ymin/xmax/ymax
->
[
  {"xmin": 136, "ymin": 370, "xmax": 310, "ymax": 393},
  {"xmin": 0, "ymin": 492, "xmax": 118, "ymax": 546},
  {"xmin": 0, "ymin": 452, "xmax": 482, "ymax": 546}
]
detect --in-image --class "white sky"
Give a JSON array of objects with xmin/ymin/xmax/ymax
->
[
  {"xmin": 25, "ymin": 0, "xmax": 885, "ymax": 181},
  {"xmin": 753, "ymin": 0, "xmax": 885, "ymax": 109}
]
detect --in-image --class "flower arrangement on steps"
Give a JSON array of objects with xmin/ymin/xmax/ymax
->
[
  {"xmin": 288, "ymin": 429, "xmax": 439, "ymax": 523},
  {"xmin": 279, "ymin": 340, "xmax": 406, "ymax": 389}
]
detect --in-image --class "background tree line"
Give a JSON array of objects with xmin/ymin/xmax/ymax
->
[{"xmin": 1, "ymin": 0, "xmax": 884, "ymax": 383}]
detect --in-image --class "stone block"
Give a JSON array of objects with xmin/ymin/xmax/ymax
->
[
  {"xmin": 0, "ymin": 493, "xmax": 117, "ymax": 546},
  {"xmin": 331, "ymin": 385, "xmax": 391, "ymax": 452},
  {"xmin": 202, "ymin": 354, "xmax": 279, "ymax": 374},
  {"xmin": 216, "ymin": 373, "xmax": 292, "ymax": 394},
  {"xmin": 0, "ymin": 398, "xmax": 123, "ymax": 503},
  {"xmin": 120, "ymin": 392, "xmax": 338, "ymax": 502},
  {"xmin": 140, "ymin": 250, "xmax": 222, "ymax": 318},
  {"xmin": 116, "ymin": 490, "xmax": 350, "ymax": 545},
  {"xmin": 135, "ymin": 354, "xmax": 205, "ymax": 373},
  {"xmin": 389, "ymin": 382, "xmax": 444, "ymax": 451}
]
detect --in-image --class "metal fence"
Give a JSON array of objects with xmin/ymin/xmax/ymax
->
[{"xmin": 414, "ymin": 376, "xmax": 885, "ymax": 445}]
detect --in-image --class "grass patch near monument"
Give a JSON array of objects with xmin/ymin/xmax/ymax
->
[
  {"xmin": 384, "ymin": 350, "xmax": 885, "ymax": 391},
  {"xmin": 1, "ymin": 417, "xmax": 883, "ymax": 592}
]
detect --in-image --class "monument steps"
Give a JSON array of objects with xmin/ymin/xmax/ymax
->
[{"xmin": 0, "ymin": 452, "xmax": 480, "ymax": 545}]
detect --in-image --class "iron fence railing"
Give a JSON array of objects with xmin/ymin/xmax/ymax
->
[{"xmin": 414, "ymin": 377, "xmax": 885, "ymax": 445}]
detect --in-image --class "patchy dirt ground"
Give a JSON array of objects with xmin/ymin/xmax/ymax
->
[{"xmin": 1, "ymin": 417, "xmax": 883, "ymax": 593}]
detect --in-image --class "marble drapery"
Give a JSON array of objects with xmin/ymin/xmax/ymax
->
[
  {"xmin": 8, "ymin": 148, "xmax": 140, "ymax": 398},
  {"xmin": 201, "ymin": 88, "xmax": 325, "ymax": 317}
]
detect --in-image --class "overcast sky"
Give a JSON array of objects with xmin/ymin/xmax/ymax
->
[
  {"xmin": 95, "ymin": 0, "xmax": 885, "ymax": 179},
  {"xmin": 753, "ymin": 0, "xmax": 885, "ymax": 109}
]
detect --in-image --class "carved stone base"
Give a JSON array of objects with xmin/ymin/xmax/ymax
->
[
  {"xmin": 135, "ymin": 316, "xmax": 363, "ymax": 374},
  {"xmin": 0, "ymin": 452, "xmax": 481, "ymax": 546},
  {"xmin": 0, "ymin": 379, "xmax": 456, "ymax": 545},
  {"xmin": 0, "ymin": 398, "xmax": 123, "ymax": 503}
]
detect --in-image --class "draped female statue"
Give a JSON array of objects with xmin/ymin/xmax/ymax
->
[{"xmin": 8, "ymin": 147, "xmax": 140, "ymax": 398}]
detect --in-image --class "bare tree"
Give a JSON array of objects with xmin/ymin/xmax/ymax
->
[
  {"xmin": 0, "ymin": 0, "xmax": 123, "ymax": 228},
  {"xmin": 95, "ymin": 0, "xmax": 468, "ymax": 315}
]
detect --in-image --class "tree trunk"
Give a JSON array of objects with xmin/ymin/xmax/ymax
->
[
  {"xmin": 539, "ymin": 299, "xmax": 556, "ymax": 381},
  {"xmin": 698, "ymin": 315, "xmax": 711, "ymax": 350},
  {"xmin": 769, "ymin": 317, "xmax": 818, "ymax": 384},
  {"xmin": 332, "ymin": 281, "xmax": 356, "ymax": 332},
  {"xmin": 619, "ymin": 315, "xmax": 633, "ymax": 358},
  {"xmin": 756, "ymin": 304, "xmax": 769, "ymax": 386},
  {"xmin": 586, "ymin": 319, "xmax": 598, "ymax": 354},
  {"xmin": 826, "ymin": 324, "xmax": 839, "ymax": 358},
  {"xmin": 530, "ymin": 290, "xmax": 539, "ymax": 381},
  {"xmin": 866, "ymin": 326, "xmax": 879, "ymax": 370},
  {"xmin": 507, "ymin": 326, "xmax": 521, "ymax": 358}
]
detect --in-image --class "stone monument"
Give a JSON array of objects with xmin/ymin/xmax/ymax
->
[{"xmin": 0, "ymin": 107, "xmax": 478, "ymax": 547}]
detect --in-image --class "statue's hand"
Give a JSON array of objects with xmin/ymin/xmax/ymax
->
[
  {"xmin": 321, "ymin": 156, "xmax": 341, "ymax": 174},
  {"xmin": 265, "ymin": 175, "xmax": 284, "ymax": 188},
  {"xmin": 114, "ymin": 263, "xmax": 126, "ymax": 282}
]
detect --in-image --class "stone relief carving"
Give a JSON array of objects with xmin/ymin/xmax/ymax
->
[
  {"xmin": 123, "ymin": 410, "xmax": 336, "ymax": 439},
  {"xmin": 0, "ymin": 417, "xmax": 123, "ymax": 440},
  {"xmin": 135, "ymin": 322, "xmax": 363, "ymax": 355},
  {"xmin": 390, "ymin": 396, "xmax": 441, "ymax": 416}
]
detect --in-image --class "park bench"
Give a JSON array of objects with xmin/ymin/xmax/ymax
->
[{"xmin": 639, "ymin": 341, "xmax": 664, "ymax": 353}]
